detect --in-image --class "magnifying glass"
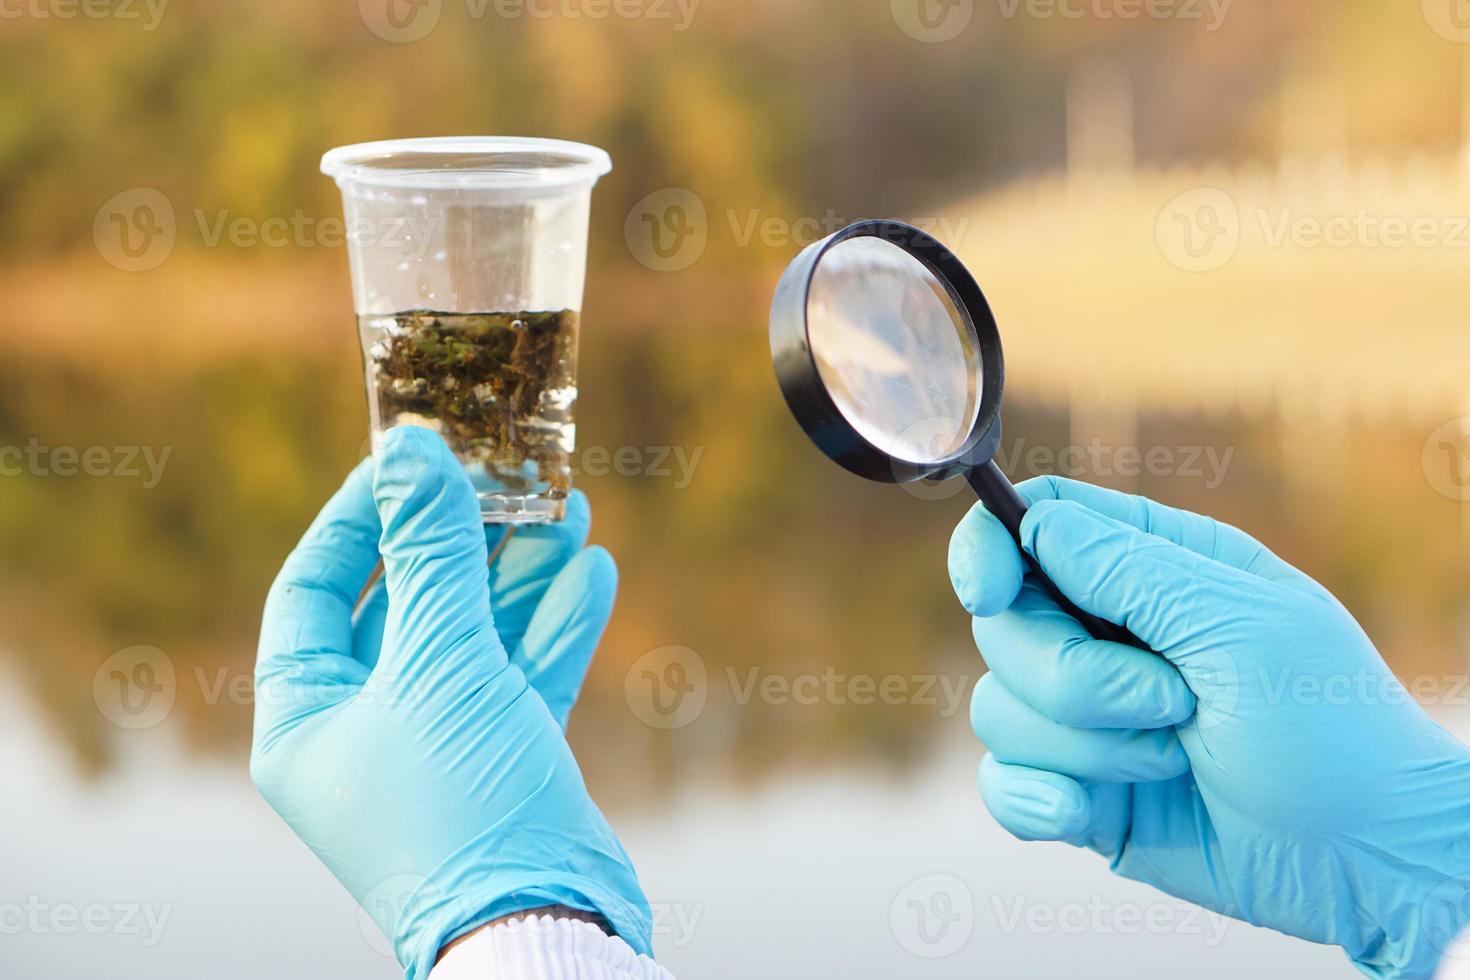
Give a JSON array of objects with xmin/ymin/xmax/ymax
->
[{"xmin": 770, "ymin": 219, "xmax": 1146, "ymax": 650}]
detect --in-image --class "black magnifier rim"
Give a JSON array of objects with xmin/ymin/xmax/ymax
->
[{"xmin": 770, "ymin": 219, "xmax": 1005, "ymax": 484}]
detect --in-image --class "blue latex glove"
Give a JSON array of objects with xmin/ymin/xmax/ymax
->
[
  {"xmin": 351, "ymin": 478, "xmax": 613, "ymax": 727},
  {"xmin": 251, "ymin": 426, "xmax": 648, "ymax": 979},
  {"xmin": 949, "ymin": 476, "xmax": 1470, "ymax": 978}
]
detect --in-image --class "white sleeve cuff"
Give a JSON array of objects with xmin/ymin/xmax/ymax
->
[
  {"xmin": 1438, "ymin": 928, "xmax": 1470, "ymax": 979},
  {"xmin": 429, "ymin": 914, "xmax": 676, "ymax": 980}
]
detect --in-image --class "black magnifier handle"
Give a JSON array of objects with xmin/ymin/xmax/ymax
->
[{"xmin": 966, "ymin": 461, "xmax": 1150, "ymax": 651}]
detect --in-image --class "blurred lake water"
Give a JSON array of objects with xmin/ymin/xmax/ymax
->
[{"xmin": 3, "ymin": 670, "xmax": 1359, "ymax": 979}]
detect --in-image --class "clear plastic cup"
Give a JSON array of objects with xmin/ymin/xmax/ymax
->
[{"xmin": 321, "ymin": 136, "xmax": 612, "ymax": 524}]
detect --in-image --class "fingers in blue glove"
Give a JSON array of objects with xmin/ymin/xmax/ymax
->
[
  {"xmin": 978, "ymin": 754, "xmax": 1092, "ymax": 842},
  {"xmin": 515, "ymin": 545, "xmax": 618, "ymax": 728},
  {"xmin": 970, "ymin": 673, "xmax": 1190, "ymax": 783},
  {"xmin": 972, "ymin": 581, "xmax": 1195, "ymax": 730},
  {"xmin": 949, "ymin": 498, "xmax": 1031, "ymax": 618},
  {"xmin": 1020, "ymin": 476, "xmax": 1315, "ymax": 589},
  {"xmin": 977, "ymin": 754, "xmax": 1142, "ymax": 860},
  {"xmin": 978, "ymin": 755, "xmax": 1220, "ymax": 897},
  {"xmin": 1019, "ymin": 498, "xmax": 1275, "ymax": 654},
  {"xmin": 255, "ymin": 458, "xmax": 380, "ymax": 743},
  {"xmin": 352, "ymin": 481, "xmax": 612, "ymax": 716},
  {"xmin": 949, "ymin": 475, "xmax": 1313, "ymax": 621},
  {"xmin": 371, "ymin": 426, "xmax": 503, "ymax": 681},
  {"xmin": 349, "ymin": 491, "xmax": 592, "ymax": 667},
  {"xmin": 486, "ymin": 490, "xmax": 592, "ymax": 655}
]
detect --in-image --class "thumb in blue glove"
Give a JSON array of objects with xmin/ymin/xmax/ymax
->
[
  {"xmin": 251, "ymin": 426, "xmax": 649, "ymax": 979},
  {"xmin": 350, "ymin": 487, "xmax": 617, "ymax": 727},
  {"xmin": 950, "ymin": 476, "xmax": 1470, "ymax": 978}
]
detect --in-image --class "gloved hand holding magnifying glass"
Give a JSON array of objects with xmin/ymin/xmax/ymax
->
[
  {"xmin": 951, "ymin": 476, "xmax": 1470, "ymax": 978},
  {"xmin": 770, "ymin": 220, "xmax": 1470, "ymax": 978}
]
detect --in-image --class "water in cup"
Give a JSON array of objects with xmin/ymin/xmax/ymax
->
[
  {"xmin": 321, "ymin": 136, "xmax": 612, "ymax": 523},
  {"xmin": 359, "ymin": 309, "xmax": 578, "ymax": 508}
]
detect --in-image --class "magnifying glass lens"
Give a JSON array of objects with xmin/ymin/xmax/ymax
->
[
  {"xmin": 806, "ymin": 237, "xmax": 981, "ymax": 464},
  {"xmin": 771, "ymin": 220, "xmax": 1147, "ymax": 652}
]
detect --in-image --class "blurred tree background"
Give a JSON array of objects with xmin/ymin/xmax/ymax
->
[{"xmin": 2, "ymin": 0, "xmax": 1468, "ymax": 796}]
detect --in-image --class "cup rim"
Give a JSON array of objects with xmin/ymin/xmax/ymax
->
[{"xmin": 320, "ymin": 136, "xmax": 613, "ymax": 190}]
